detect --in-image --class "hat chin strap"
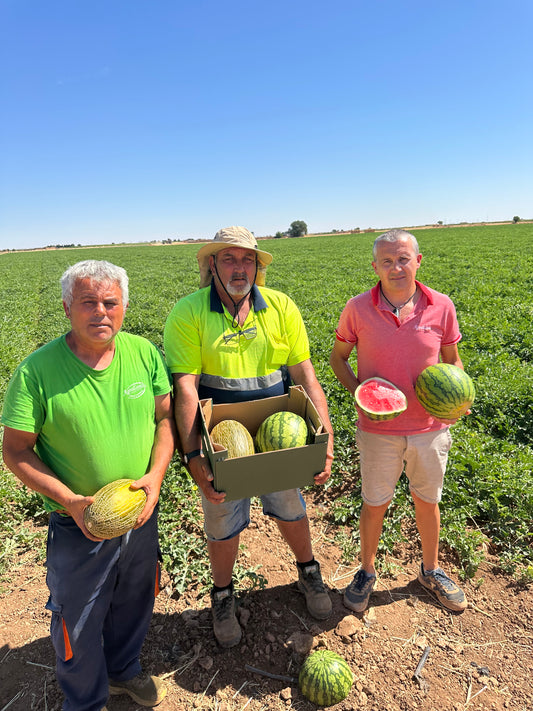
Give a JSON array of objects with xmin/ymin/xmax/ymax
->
[{"xmin": 212, "ymin": 261, "xmax": 258, "ymax": 327}]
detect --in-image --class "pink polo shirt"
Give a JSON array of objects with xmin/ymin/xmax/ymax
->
[{"xmin": 335, "ymin": 281, "xmax": 461, "ymax": 435}]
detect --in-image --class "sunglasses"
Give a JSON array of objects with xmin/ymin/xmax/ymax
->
[{"xmin": 222, "ymin": 324, "xmax": 257, "ymax": 343}]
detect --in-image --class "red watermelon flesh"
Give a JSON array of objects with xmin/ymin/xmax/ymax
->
[{"xmin": 355, "ymin": 378, "xmax": 407, "ymax": 421}]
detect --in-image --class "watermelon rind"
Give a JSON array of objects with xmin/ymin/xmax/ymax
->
[
  {"xmin": 255, "ymin": 411, "xmax": 308, "ymax": 453},
  {"xmin": 354, "ymin": 377, "xmax": 407, "ymax": 421},
  {"xmin": 299, "ymin": 649, "xmax": 353, "ymax": 706},
  {"xmin": 415, "ymin": 363, "xmax": 475, "ymax": 420},
  {"xmin": 210, "ymin": 419, "xmax": 255, "ymax": 459},
  {"xmin": 84, "ymin": 478, "xmax": 147, "ymax": 539}
]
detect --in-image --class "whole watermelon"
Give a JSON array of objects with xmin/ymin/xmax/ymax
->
[
  {"xmin": 299, "ymin": 649, "xmax": 353, "ymax": 706},
  {"xmin": 255, "ymin": 411, "xmax": 308, "ymax": 453},
  {"xmin": 84, "ymin": 479, "xmax": 146, "ymax": 539},
  {"xmin": 415, "ymin": 363, "xmax": 475, "ymax": 420},
  {"xmin": 210, "ymin": 419, "xmax": 255, "ymax": 459}
]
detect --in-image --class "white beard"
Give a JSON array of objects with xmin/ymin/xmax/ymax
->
[{"xmin": 226, "ymin": 276, "xmax": 251, "ymax": 297}]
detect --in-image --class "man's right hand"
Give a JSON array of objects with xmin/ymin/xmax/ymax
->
[{"xmin": 187, "ymin": 455, "xmax": 226, "ymax": 503}]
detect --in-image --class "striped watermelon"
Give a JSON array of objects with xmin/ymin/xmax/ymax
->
[
  {"xmin": 210, "ymin": 419, "xmax": 255, "ymax": 458},
  {"xmin": 84, "ymin": 479, "xmax": 146, "ymax": 539},
  {"xmin": 415, "ymin": 363, "xmax": 475, "ymax": 419},
  {"xmin": 255, "ymin": 411, "xmax": 308, "ymax": 452},
  {"xmin": 299, "ymin": 649, "xmax": 353, "ymax": 706},
  {"xmin": 355, "ymin": 377, "xmax": 407, "ymax": 421}
]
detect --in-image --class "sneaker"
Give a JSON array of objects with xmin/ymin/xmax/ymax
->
[
  {"xmin": 108, "ymin": 671, "xmax": 166, "ymax": 706},
  {"xmin": 417, "ymin": 563, "xmax": 467, "ymax": 612},
  {"xmin": 343, "ymin": 568, "xmax": 376, "ymax": 612},
  {"xmin": 297, "ymin": 561, "xmax": 332, "ymax": 620},
  {"xmin": 211, "ymin": 583, "xmax": 242, "ymax": 648}
]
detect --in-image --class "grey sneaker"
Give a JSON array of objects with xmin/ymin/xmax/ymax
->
[
  {"xmin": 297, "ymin": 561, "xmax": 332, "ymax": 620},
  {"xmin": 343, "ymin": 568, "xmax": 376, "ymax": 612},
  {"xmin": 211, "ymin": 584, "xmax": 242, "ymax": 648},
  {"xmin": 108, "ymin": 671, "xmax": 166, "ymax": 706},
  {"xmin": 417, "ymin": 563, "xmax": 467, "ymax": 611}
]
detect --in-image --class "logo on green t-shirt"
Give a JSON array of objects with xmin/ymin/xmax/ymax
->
[{"xmin": 124, "ymin": 381, "xmax": 146, "ymax": 399}]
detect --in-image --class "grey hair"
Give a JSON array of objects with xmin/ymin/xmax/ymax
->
[
  {"xmin": 373, "ymin": 229, "xmax": 419, "ymax": 260},
  {"xmin": 61, "ymin": 260, "xmax": 129, "ymax": 307}
]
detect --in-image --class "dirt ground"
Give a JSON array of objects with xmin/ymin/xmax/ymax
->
[{"xmin": 1, "ymin": 495, "xmax": 532, "ymax": 711}]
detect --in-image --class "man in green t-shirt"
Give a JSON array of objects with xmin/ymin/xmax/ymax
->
[
  {"xmin": 1, "ymin": 260, "xmax": 176, "ymax": 711},
  {"xmin": 164, "ymin": 226, "xmax": 335, "ymax": 649}
]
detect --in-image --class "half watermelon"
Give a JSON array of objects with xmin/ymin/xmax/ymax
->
[{"xmin": 354, "ymin": 377, "xmax": 407, "ymax": 421}]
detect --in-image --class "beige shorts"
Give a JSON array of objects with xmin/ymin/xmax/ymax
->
[{"xmin": 355, "ymin": 428, "xmax": 452, "ymax": 506}]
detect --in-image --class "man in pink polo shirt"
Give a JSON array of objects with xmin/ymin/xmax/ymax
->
[{"xmin": 330, "ymin": 229, "xmax": 468, "ymax": 613}]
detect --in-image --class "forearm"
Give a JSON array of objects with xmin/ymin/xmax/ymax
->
[
  {"xmin": 329, "ymin": 348, "xmax": 359, "ymax": 396},
  {"xmin": 146, "ymin": 415, "xmax": 177, "ymax": 487},
  {"xmin": 4, "ymin": 441, "xmax": 80, "ymax": 512},
  {"xmin": 173, "ymin": 375, "xmax": 203, "ymax": 453}
]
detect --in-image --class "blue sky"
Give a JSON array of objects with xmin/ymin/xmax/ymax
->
[{"xmin": 1, "ymin": 0, "xmax": 531, "ymax": 250}]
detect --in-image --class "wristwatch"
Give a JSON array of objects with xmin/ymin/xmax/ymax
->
[{"xmin": 183, "ymin": 449, "xmax": 203, "ymax": 465}]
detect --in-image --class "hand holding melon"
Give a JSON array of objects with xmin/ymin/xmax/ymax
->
[{"xmin": 84, "ymin": 479, "xmax": 147, "ymax": 539}]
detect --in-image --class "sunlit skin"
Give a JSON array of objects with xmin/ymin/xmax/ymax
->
[
  {"xmin": 210, "ymin": 247, "xmax": 257, "ymax": 299},
  {"xmin": 63, "ymin": 278, "xmax": 126, "ymax": 362},
  {"xmin": 372, "ymin": 237, "xmax": 422, "ymax": 304}
]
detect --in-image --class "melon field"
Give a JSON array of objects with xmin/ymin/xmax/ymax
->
[{"xmin": 1, "ymin": 223, "xmax": 532, "ymax": 710}]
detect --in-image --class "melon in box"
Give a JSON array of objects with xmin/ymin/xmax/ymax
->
[{"xmin": 199, "ymin": 385, "xmax": 329, "ymax": 501}]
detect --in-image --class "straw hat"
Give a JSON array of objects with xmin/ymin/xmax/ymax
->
[{"xmin": 197, "ymin": 226, "xmax": 273, "ymax": 288}]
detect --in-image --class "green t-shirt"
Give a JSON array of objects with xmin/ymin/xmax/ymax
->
[{"xmin": 1, "ymin": 332, "xmax": 171, "ymax": 512}]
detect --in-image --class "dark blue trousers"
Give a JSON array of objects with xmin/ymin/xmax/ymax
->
[{"xmin": 45, "ymin": 509, "xmax": 160, "ymax": 711}]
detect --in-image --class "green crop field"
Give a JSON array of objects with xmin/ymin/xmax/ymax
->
[{"xmin": 1, "ymin": 223, "xmax": 532, "ymax": 591}]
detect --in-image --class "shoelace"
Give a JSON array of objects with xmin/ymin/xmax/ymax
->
[
  {"xmin": 350, "ymin": 569, "xmax": 374, "ymax": 591},
  {"xmin": 213, "ymin": 592, "xmax": 234, "ymax": 620},
  {"xmin": 429, "ymin": 568, "xmax": 455, "ymax": 590},
  {"xmin": 303, "ymin": 566, "xmax": 326, "ymax": 592}
]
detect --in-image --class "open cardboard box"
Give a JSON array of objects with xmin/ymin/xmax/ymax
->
[{"xmin": 199, "ymin": 385, "xmax": 329, "ymax": 501}]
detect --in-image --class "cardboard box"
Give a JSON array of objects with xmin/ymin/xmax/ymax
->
[{"xmin": 199, "ymin": 385, "xmax": 329, "ymax": 501}]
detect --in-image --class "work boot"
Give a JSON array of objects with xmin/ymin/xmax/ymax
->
[
  {"xmin": 297, "ymin": 561, "xmax": 332, "ymax": 619},
  {"xmin": 417, "ymin": 563, "xmax": 467, "ymax": 611},
  {"xmin": 211, "ymin": 583, "xmax": 242, "ymax": 648},
  {"xmin": 108, "ymin": 671, "xmax": 166, "ymax": 706}
]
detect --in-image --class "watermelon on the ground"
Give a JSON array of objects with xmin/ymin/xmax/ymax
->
[
  {"xmin": 84, "ymin": 479, "xmax": 146, "ymax": 539},
  {"xmin": 255, "ymin": 411, "xmax": 308, "ymax": 452},
  {"xmin": 299, "ymin": 649, "xmax": 354, "ymax": 706},
  {"xmin": 210, "ymin": 419, "xmax": 255, "ymax": 459},
  {"xmin": 354, "ymin": 377, "xmax": 407, "ymax": 421},
  {"xmin": 415, "ymin": 363, "xmax": 475, "ymax": 419}
]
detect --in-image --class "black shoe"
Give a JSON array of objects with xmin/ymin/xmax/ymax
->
[{"xmin": 343, "ymin": 568, "xmax": 376, "ymax": 612}]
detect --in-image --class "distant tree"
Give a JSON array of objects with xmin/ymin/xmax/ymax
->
[
  {"xmin": 437, "ymin": 220, "xmax": 443, "ymax": 225},
  {"xmin": 513, "ymin": 215, "xmax": 521, "ymax": 223},
  {"xmin": 274, "ymin": 231, "xmax": 284, "ymax": 239},
  {"xmin": 287, "ymin": 220, "xmax": 307, "ymax": 237}
]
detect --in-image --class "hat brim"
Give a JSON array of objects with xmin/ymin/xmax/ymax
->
[{"xmin": 196, "ymin": 241, "xmax": 273, "ymax": 266}]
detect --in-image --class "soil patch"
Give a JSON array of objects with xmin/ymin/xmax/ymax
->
[{"xmin": 1, "ymin": 497, "xmax": 532, "ymax": 711}]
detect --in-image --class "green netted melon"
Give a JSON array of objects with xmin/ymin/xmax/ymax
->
[
  {"xmin": 299, "ymin": 649, "xmax": 354, "ymax": 706},
  {"xmin": 84, "ymin": 478, "xmax": 146, "ymax": 539},
  {"xmin": 210, "ymin": 419, "xmax": 255, "ymax": 459}
]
